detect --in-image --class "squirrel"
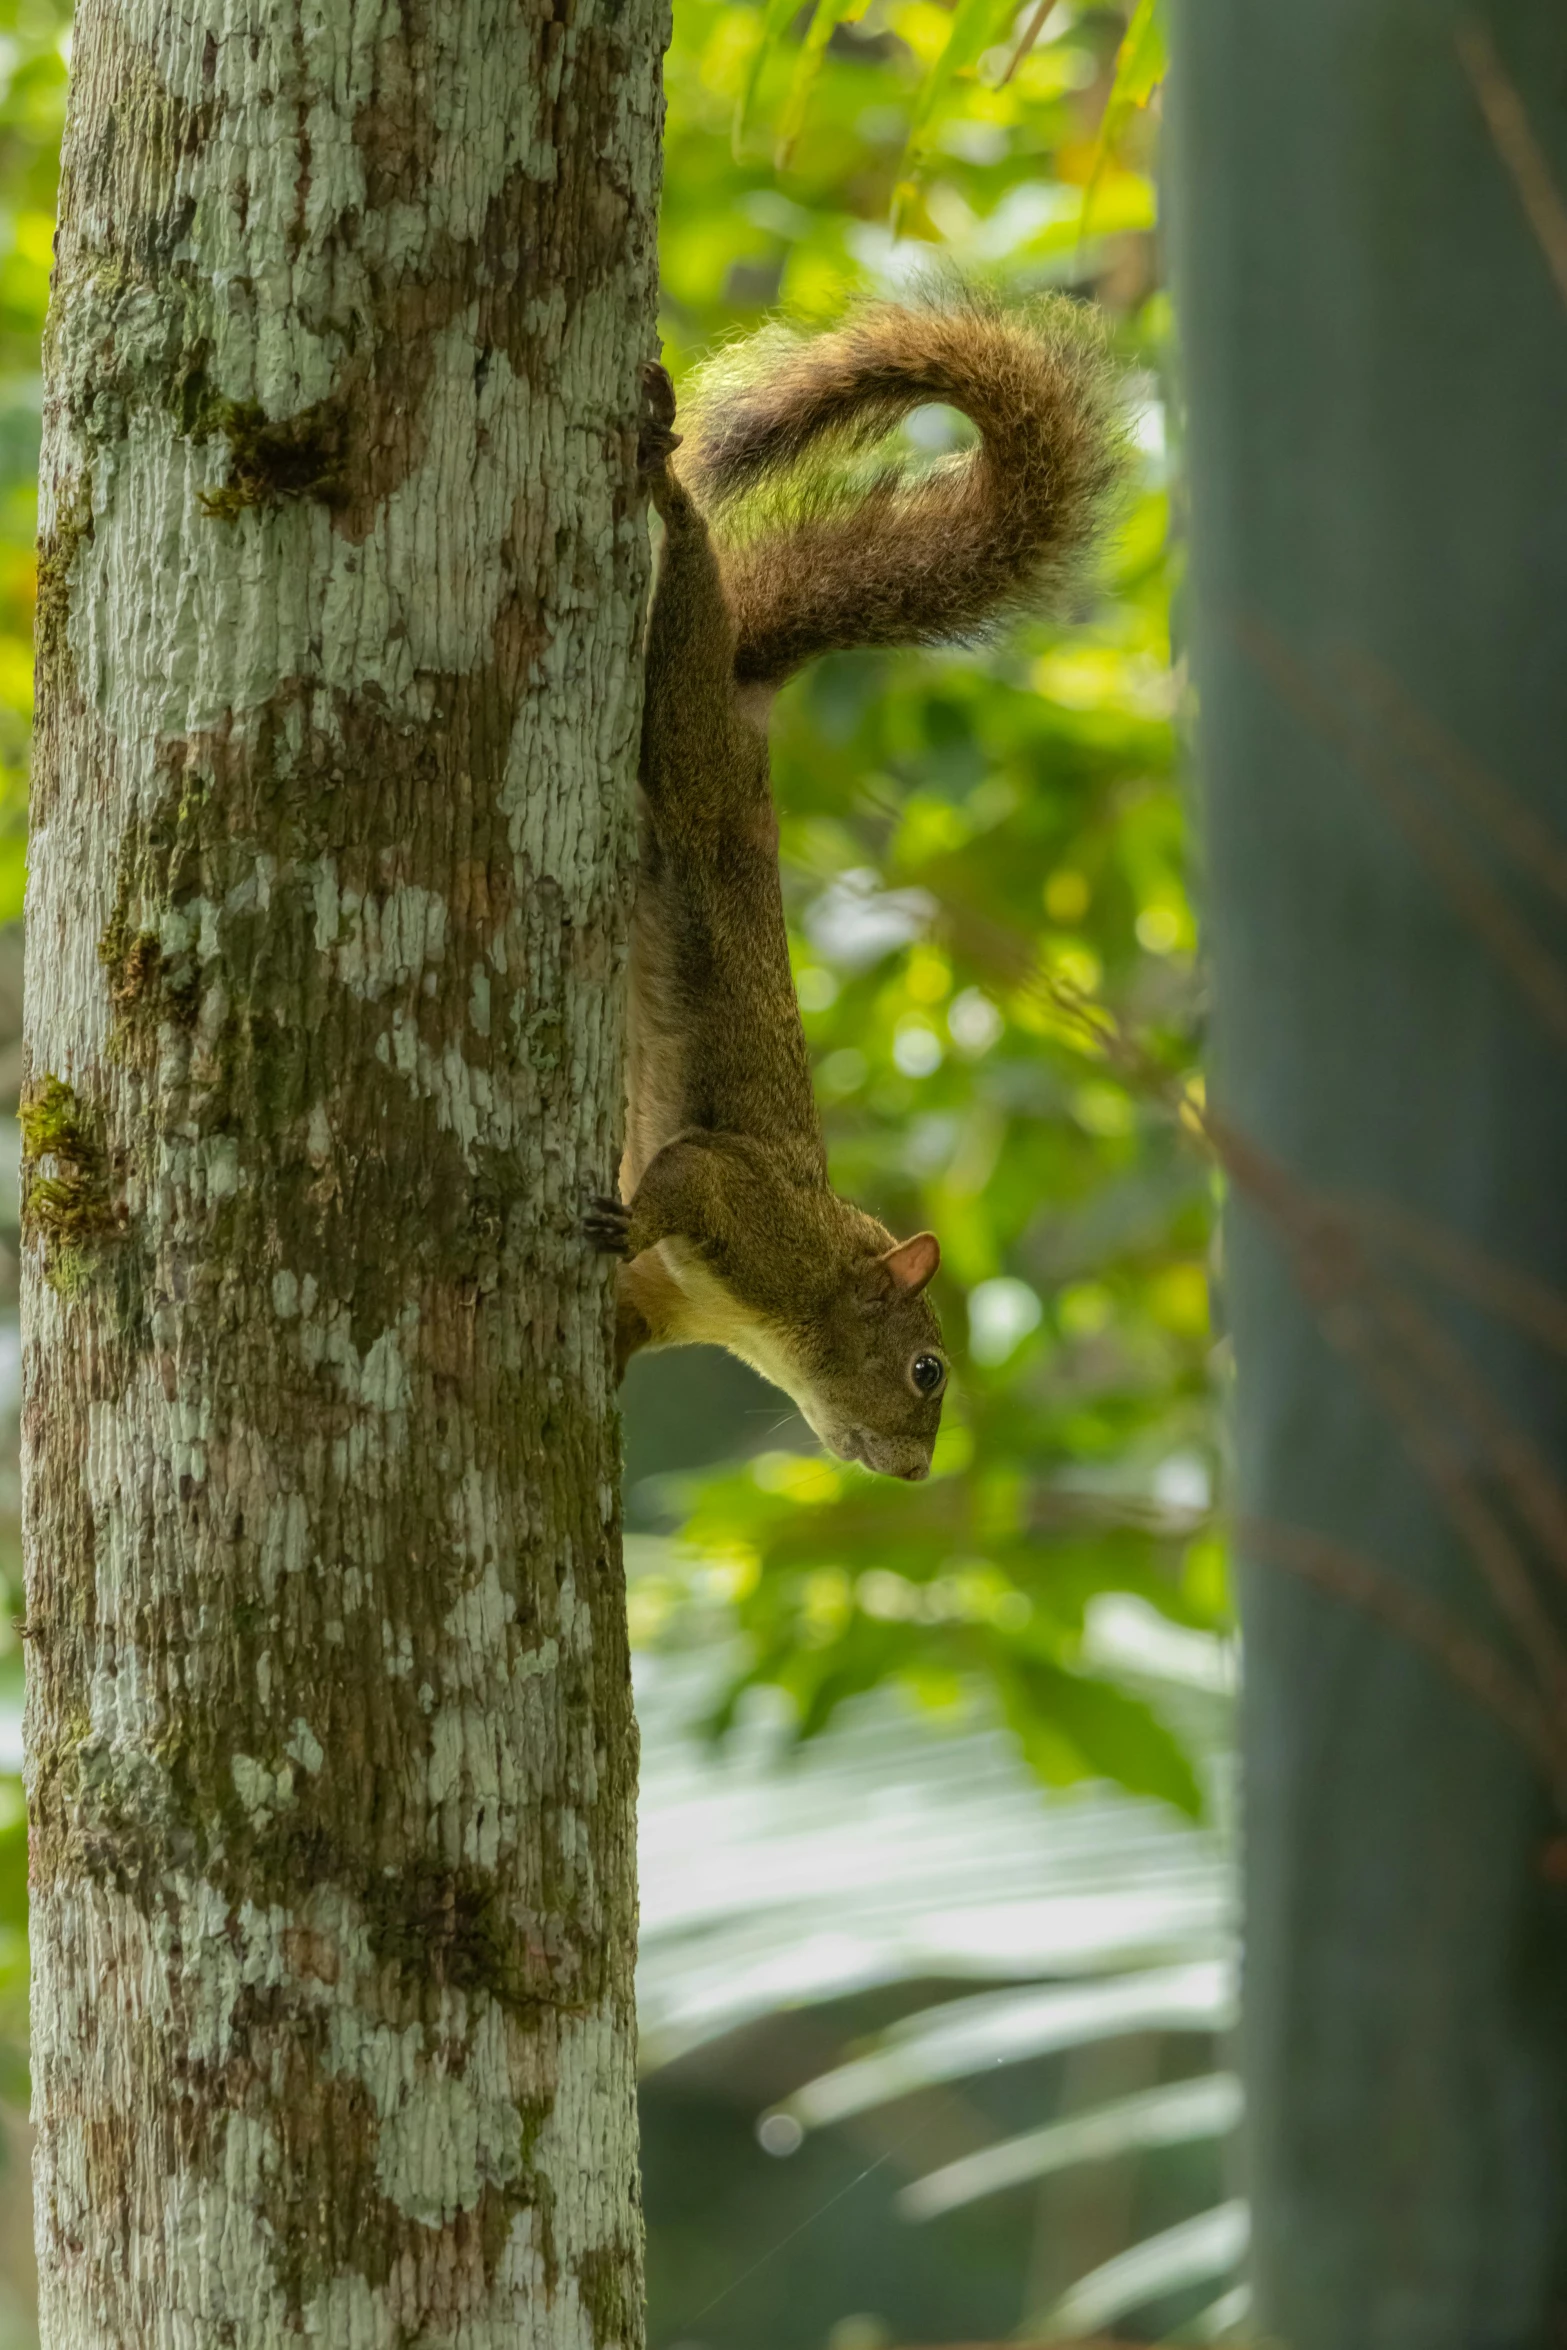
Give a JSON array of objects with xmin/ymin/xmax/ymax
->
[{"xmin": 586, "ymin": 288, "xmax": 1124, "ymax": 1481}]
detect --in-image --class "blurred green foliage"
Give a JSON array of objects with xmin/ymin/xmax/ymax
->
[{"xmin": 644, "ymin": 0, "xmax": 1219, "ymax": 1811}]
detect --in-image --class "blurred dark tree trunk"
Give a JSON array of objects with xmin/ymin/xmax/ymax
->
[{"xmin": 1173, "ymin": 0, "xmax": 1567, "ymax": 2341}]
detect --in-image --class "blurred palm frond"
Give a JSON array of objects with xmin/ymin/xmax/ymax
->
[{"xmin": 635, "ymin": 1604, "xmax": 1245, "ymax": 2337}]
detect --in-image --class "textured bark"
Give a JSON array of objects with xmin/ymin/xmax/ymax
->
[
  {"xmin": 22, "ymin": 0, "xmax": 664, "ymax": 2341},
  {"xmin": 1173, "ymin": 0, "xmax": 1567, "ymax": 2339}
]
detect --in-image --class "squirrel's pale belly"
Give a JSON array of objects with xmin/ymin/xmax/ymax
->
[{"xmin": 630, "ymin": 1238, "xmax": 813, "ymax": 1414}]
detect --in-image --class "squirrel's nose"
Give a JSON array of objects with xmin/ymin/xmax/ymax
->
[{"xmin": 900, "ymin": 1460, "xmax": 930, "ymax": 1481}]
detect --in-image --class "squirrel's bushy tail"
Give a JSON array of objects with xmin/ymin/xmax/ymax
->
[{"xmin": 676, "ymin": 286, "xmax": 1127, "ymax": 689}]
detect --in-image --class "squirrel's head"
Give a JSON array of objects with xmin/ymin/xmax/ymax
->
[{"xmin": 796, "ymin": 1230, "xmax": 947, "ymax": 1481}]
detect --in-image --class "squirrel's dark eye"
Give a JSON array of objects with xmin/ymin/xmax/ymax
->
[{"xmin": 910, "ymin": 1353, "xmax": 946, "ymax": 1397}]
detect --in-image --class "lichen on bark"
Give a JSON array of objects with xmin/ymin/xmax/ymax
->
[{"xmin": 24, "ymin": 0, "xmax": 665, "ymax": 2341}]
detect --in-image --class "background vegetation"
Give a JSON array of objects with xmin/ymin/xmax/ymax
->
[
  {"xmin": 638, "ymin": 0, "xmax": 1219, "ymax": 1809},
  {"xmin": 630, "ymin": 0, "xmax": 1236, "ymax": 2333},
  {"xmin": 0, "ymin": 0, "xmax": 1240, "ymax": 2339}
]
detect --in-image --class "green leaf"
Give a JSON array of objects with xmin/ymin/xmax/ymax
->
[
  {"xmin": 1044, "ymin": 2201, "xmax": 1248, "ymax": 2336},
  {"xmin": 775, "ymin": 0, "xmax": 868, "ymax": 169},
  {"xmin": 891, "ymin": 0, "xmax": 1016, "ymax": 227},
  {"xmin": 786, "ymin": 1963, "xmax": 1235, "ymax": 2128},
  {"xmin": 1109, "ymin": 0, "xmax": 1169, "ymax": 113},
  {"xmin": 899, "ymin": 2072, "xmax": 1242, "ymax": 2218},
  {"xmin": 1003, "ymin": 1655, "xmax": 1206, "ymax": 1817},
  {"xmin": 1082, "ymin": 0, "xmax": 1168, "ymax": 237},
  {"xmin": 734, "ymin": 0, "xmax": 808, "ymax": 157}
]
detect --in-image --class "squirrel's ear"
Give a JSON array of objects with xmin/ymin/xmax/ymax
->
[{"xmin": 877, "ymin": 1232, "xmax": 940, "ymax": 1297}]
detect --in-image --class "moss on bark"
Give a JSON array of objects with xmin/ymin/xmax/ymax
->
[
  {"xmin": 19, "ymin": 1076, "xmax": 119, "ymax": 1298},
  {"xmin": 34, "ymin": 478, "xmax": 93, "ymax": 699},
  {"xmin": 197, "ymin": 397, "xmax": 348, "ymax": 521}
]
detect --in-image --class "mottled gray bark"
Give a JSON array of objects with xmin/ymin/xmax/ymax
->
[
  {"xmin": 1173, "ymin": 0, "xmax": 1567, "ymax": 2342},
  {"xmin": 22, "ymin": 0, "xmax": 665, "ymax": 2340}
]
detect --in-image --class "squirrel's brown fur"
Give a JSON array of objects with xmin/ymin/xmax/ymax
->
[
  {"xmin": 679, "ymin": 286, "xmax": 1123, "ymax": 686},
  {"xmin": 586, "ymin": 290, "xmax": 1125, "ymax": 1481}
]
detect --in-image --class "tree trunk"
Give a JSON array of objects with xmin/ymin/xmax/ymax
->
[
  {"xmin": 21, "ymin": 0, "xmax": 664, "ymax": 2339},
  {"xmin": 1173, "ymin": 0, "xmax": 1567, "ymax": 2340}
]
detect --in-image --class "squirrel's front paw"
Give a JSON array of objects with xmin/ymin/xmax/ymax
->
[
  {"xmin": 582, "ymin": 1195, "xmax": 633, "ymax": 1257},
  {"xmin": 638, "ymin": 361, "xmax": 682, "ymax": 478}
]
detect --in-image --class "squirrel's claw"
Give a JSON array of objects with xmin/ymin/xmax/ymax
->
[
  {"xmin": 582, "ymin": 1194, "xmax": 633, "ymax": 1257},
  {"xmin": 638, "ymin": 361, "xmax": 682, "ymax": 477}
]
